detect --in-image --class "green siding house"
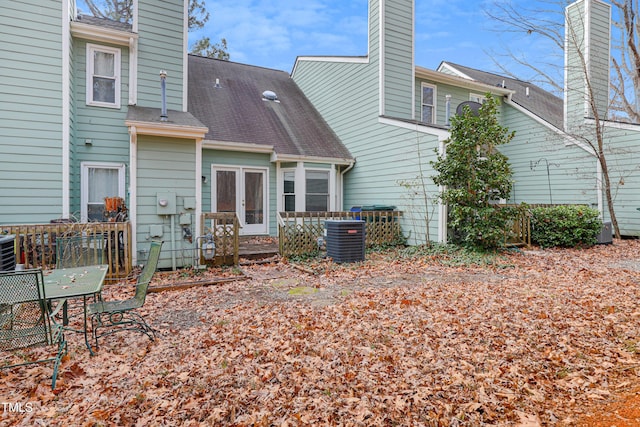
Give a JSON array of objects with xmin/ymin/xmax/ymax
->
[
  {"xmin": 0, "ymin": 0, "xmax": 353, "ymax": 268},
  {"xmin": 292, "ymin": 0, "xmax": 640, "ymax": 243}
]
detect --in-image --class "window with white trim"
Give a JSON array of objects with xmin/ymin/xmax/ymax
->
[
  {"xmin": 305, "ymin": 170, "xmax": 329, "ymax": 212},
  {"xmin": 81, "ymin": 162, "xmax": 125, "ymax": 221},
  {"xmin": 421, "ymin": 83, "xmax": 436, "ymax": 124},
  {"xmin": 469, "ymin": 93, "xmax": 486, "ymax": 104},
  {"xmin": 86, "ymin": 44, "xmax": 121, "ymax": 108},
  {"xmin": 282, "ymin": 170, "xmax": 296, "ymax": 212}
]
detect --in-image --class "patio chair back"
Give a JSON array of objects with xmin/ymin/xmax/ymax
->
[
  {"xmin": 0, "ymin": 269, "xmax": 67, "ymax": 389},
  {"xmin": 89, "ymin": 241, "xmax": 162, "ymax": 347},
  {"xmin": 56, "ymin": 234, "xmax": 104, "ymax": 268},
  {"xmin": 133, "ymin": 240, "xmax": 162, "ymax": 305}
]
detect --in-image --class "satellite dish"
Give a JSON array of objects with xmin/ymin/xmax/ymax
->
[{"xmin": 456, "ymin": 101, "xmax": 482, "ymax": 116}]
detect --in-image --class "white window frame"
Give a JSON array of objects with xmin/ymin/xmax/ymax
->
[
  {"xmin": 281, "ymin": 169, "xmax": 296, "ymax": 212},
  {"xmin": 81, "ymin": 162, "xmax": 126, "ymax": 222},
  {"xmin": 421, "ymin": 83, "xmax": 437, "ymax": 124},
  {"xmin": 86, "ymin": 43, "xmax": 121, "ymax": 108},
  {"xmin": 469, "ymin": 93, "xmax": 486, "ymax": 104},
  {"xmin": 305, "ymin": 169, "xmax": 330, "ymax": 212}
]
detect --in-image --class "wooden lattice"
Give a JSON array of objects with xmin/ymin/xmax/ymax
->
[
  {"xmin": 278, "ymin": 211, "xmax": 404, "ymax": 257},
  {"xmin": 200, "ymin": 213, "xmax": 239, "ymax": 265}
]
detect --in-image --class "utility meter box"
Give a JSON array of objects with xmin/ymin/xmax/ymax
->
[
  {"xmin": 156, "ymin": 192, "xmax": 177, "ymax": 215},
  {"xmin": 149, "ymin": 224, "xmax": 164, "ymax": 238},
  {"xmin": 179, "ymin": 213, "xmax": 191, "ymax": 225},
  {"xmin": 183, "ymin": 197, "xmax": 196, "ymax": 210}
]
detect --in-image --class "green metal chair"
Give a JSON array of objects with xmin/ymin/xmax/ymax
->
[
  {"xmin": 0, "ymin": 269, "xmax": 67, "ymax": 390},
  {"xmin": 88, "ymin": 241, "xmax": 163, "ymax": 348}
]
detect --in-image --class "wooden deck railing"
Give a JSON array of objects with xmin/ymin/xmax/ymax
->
[
  {"xmin": 200, "ymin": 213, "xmax": 240, "ymax": 265},
  {"xmin": 0, "ymin": 222, "xmax": 132, "ymax": 280},
  {"xmin": 278, "ymin": 210, "xmax": 404, "ymax": 257}
]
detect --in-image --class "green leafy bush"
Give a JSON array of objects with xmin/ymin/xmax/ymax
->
[
  {"xmin": 431, "ymin": 95, "xmax": 516, "ymax": 250},
  {"xmin": 530, "ymin": 205, "xmax": 602, "ymax": 248}
]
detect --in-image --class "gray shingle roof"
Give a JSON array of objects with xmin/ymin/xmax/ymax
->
[
  {"xmin": 441, "ymin": 62, "xmax": 564, "ymax": 129},
  {"xmin": 188, "ymin": 55, "xmax": 352, "ymax": 160},
  {"xmin": 126, "ymin": 106, "xmax": 207, "ymax": 128},
  {"xmin": 75, "ymin": 14, "xmax": 133, "ymax": 32}
]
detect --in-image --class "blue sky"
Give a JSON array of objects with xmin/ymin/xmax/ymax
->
[
  {"xmin": 74, "ymin": 0, "xmax": 565, "ymax": 81},
  {"xmin": 189, "ymin": 0, "xmax": 562, "ymax": 78}
]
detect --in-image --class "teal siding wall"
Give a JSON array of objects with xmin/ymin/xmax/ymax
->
[
  {"xmin": 414, "ymin": 79, "xmax": 503, "ymax": 127},
  {"xmin": 597, "ymin": 124, "xmax": 640, "ymax": 236},
  {"xmin": 565, "ymin": 1, "xmax": 587, "ymax": 130},
  {"xmin": 587, "ymin": 1, "xmax": 611, "ymax": 118},
  {"xmin": 201, "ymin": 150, "xmax": 277, "ymax": 235},
  {"xmin": 137, "ymin": 0, "xmax": 184, "ymax": 111},
  {"xmin": 293, "ymin": 0, "xmax": 442, "ymax": 244},
  {"xmin": 501, "ymin": 104, "xmax": 599, "ymax": 208},
  {"xmin": 382, "ymin": 0, "xmax": 413, "ymax": 120},
  {"xmin": 565, "ymin": 0, "xmax": 611, "ymax": 128},
  {"xmin": 137, "ymin": 137, "xmax": 196, "ymax": 269},
  {"xmin": 69, "ymin": 32, "xmax": 78, "ymax": 216},
  {"xmin": 0, "ymin": 1, "xmax": 63, "ymax": 223},
  {"xmin": 71, "ymin": 38, "xmax": 131, "ymax": 217}
]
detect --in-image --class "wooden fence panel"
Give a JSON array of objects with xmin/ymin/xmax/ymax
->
[{"xmin": 0, "ymin": 222, "xmax": 132, "ymax": 280}]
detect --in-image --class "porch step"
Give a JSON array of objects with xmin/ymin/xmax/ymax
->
[{"xmin": 238, "ymin": 236, "xmax": 279, "ymax": 261}]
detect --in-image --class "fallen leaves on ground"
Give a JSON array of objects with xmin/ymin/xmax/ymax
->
[{"xmin": 2, "ymin": 241, "xmax": 640, "ymax": 426}]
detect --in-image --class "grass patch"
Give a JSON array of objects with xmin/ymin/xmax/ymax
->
[{"xmin": 288, "ymin": 286, "xmax": 319, "ymax": 296}]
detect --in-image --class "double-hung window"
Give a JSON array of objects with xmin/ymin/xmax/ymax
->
[
  {"xmin": 86, "ymin": 44, "xmax": 121, "ymax": 108},
  {"xmin": 283, "ymin": 171, "xmax": 296, "ymax": 212},
  {"xmin": 305, "ymin": 171, "xmax": 329, "ymax": 212},
  {"xmin": 81, "ymin": 162, "xmax": 125, "ymax": 222},
  {"xmin": 421, "ymin": 83, "xmax": 436, "ymax": 124}
]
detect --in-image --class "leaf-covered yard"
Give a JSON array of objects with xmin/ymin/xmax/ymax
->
[{"xmin": 2, "ymin": 240, "xmax": 640, "ymax": 426}]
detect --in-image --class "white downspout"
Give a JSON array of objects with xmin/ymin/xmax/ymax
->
[
  {"xmin": 129, "ymin": 127, "xmax": 138, "ymax": 265},
  {"xmin": 62, "ymin": 0, "xmax": 71, "ymax": 219},
  {"xmin": 339, "ymin": 161, "xmax": 355, "ymax": 210},
  {"xmin": 195, "ymin": 138, "xmax": 202, "ymax": 258}
]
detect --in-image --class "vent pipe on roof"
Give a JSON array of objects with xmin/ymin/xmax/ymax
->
[
  {"xmin": 215, "ymin": 78, "xmax": 221, "ymax": 89},
  {"xmin": 160, "ymin": 70, "xmax": 168, "ymax": 121},
  {"xmin": 526, "ymin": 87, "xmax": 530, "ymax": 97}
]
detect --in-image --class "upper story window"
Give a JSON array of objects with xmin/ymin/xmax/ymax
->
[
  {"xmin": 421, "ymin": 83, "xmax": 436, "ymax": 124},
  {"xmin": 86, "ymin": 44, "xmax": 121, "ymax": 108},
  {"xmin": 470, "ymin": 93, "xmax": 486, "ymax": 104}
]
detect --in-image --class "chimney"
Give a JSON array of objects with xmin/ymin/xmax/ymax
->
[
  {"xmin": 160, "ymin": 70, "xmax": 168, "ymax": 121},
  {"xmin": 564, "ymin": 0, "xmax": 611, "ymax": 131}
]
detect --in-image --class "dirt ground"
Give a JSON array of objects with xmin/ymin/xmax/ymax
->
[
  {"xmin": 150, "ymin": 244, "xmax": 640, "ymax": 426},
  {"xmin": 2, "ymin": 240, "xmax": 640, "ymax": 425}
]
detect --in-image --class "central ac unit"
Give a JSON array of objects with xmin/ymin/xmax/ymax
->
[{"xmin": 325, "ymin": 220, "xmax": 366, "ymax": 263}]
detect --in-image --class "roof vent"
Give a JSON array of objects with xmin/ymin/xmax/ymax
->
[
  {"xmin": 262, "ymin": 90, "xmax": 279, "ymax": 102},
  {"xmin": 214, "ymin": 78, "xmax": 222, "ymax": 89}
]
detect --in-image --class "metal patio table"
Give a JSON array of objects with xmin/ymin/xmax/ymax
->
[{"xmin": 43, "ymin": 265, "xmax": 108, "ymax": 355}]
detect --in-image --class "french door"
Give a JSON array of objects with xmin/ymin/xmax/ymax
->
[{"xmin": 212, "ymin": 166, "xmax": 267, "ymax": 235}]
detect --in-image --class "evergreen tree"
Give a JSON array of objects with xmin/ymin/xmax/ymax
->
[{"xmin": 431, "ymin": 95, "xmax": 516, "ymax": 249}]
